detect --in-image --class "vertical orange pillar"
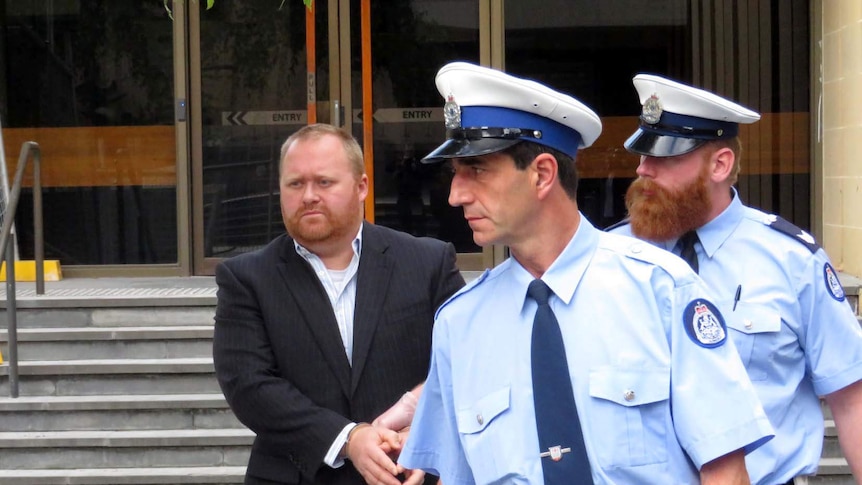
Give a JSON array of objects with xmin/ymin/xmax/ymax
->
[
  {"xmin": 361, "ymin": 0, "xmax": 374, "ymax": 222},
  {"xmin": 305, "ymin": 0, "xmax": 317, "ymax": 124}
]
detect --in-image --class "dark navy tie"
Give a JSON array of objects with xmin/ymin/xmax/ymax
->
[
  {"xmin": 528, "ymin": 279, "xmax": 593, "ymax": 484},
  {"xmin": 677, "ymin": 231, "xmax": 700, "ymax": 274}
]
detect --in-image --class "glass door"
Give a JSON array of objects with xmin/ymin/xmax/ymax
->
[
  {"xmin": 191, "ymin": 0, "xmax": 335, "ymax": 273},
  {"xmin": 346, "ymin": 0, "xmax": 483, "ymax": 269},
  {"xmin": 191, "ymin": 0, "xmax": 486, "ymax": 273},
  {"xmin": 0, "ymin": 1, "xmax": 181, "ymax": 272}
]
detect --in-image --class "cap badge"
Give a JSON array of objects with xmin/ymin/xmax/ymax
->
[
  {"xmin": 444, "ymin": 94, "xmax": 461, "ymax": 129},
  {"xmin": 641, "ymin": 94, "xmax": 662, "ymax": 124}
]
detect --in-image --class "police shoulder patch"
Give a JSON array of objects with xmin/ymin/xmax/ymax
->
[
  {"xmin": 823, "ymin": 262, "xmax": 846, "ymax": 302},
  {"xmin": 683, "ymin": 299, "xmax": 727, "ymax": 348},
  {"xmin": 763, "ymin": 214, "xmax": 820, "ymax": 254}
]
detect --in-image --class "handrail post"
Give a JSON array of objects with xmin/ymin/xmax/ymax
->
[
  {"xmin": 33, "ymin": 147, "xmax": 44, "ymax": 295},
  {"xmin": 0, "ymin": 141, "xmax": 44, "ymax": 398},
  {"xmin": 6, "ymin": 235, "xmax": 18, "ymax": 398}
]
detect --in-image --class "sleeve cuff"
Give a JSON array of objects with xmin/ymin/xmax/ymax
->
[{"xmin": 323, "ymin": 422, "xmax": 357, "ymax": 468}]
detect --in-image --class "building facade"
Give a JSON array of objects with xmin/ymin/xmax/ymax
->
[{"xmin": 0, "ymin": 0, "xmax": 858, "ymax": 278}]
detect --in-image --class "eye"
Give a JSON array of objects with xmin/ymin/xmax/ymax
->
[
  {"xmin": 286, "ymin": 180, "xmax": 302, "ymax": 189},
  {"xmin": 318, "ymin": 179, "xmax": 332, "ymax": 187}
]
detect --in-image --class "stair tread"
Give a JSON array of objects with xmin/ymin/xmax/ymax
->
[
  {"xmin": 0, "ymin": 467, "xmax": 245, "ymax": 485},
  {"xmin": 0, "ymin": 428, "xmax": 254, "ymax": 447},
  {"xmin": 0, "ymin": 393, "xmax": 229, "ymax": 411},
  {"xmin": 0, "ymin": 429, "xmax": 253, "ymax": 438},
  {"xmin": 0, "ymin": 326, "xmax": 214, "ymax": 342},
  {"xmin": 0, "ymin": 466, "xmax": 246, "ymax": 477},
  {"xmin": 0, "ymin": 358, "xmax": 214, "ymax": 376}
]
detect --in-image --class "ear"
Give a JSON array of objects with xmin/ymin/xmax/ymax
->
[
  {"xmin": 357, "ymin": 173, "xmax": 369, "ymax": 201},
  {"xmin": 709, "ymin": 147, "xmax": 735, "ymax": 184},
  {"xmin": 532, "ymin": 152, "xmax": 558, "ymax": 199}
]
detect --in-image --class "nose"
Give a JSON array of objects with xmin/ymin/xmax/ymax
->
[
  {"xmin": 448, "ymin": 171, "xmax": 471, "ymax": 208},
  {"xmin": 302, "ymin": 183, "xmax": 320, "ymax": 204},
  {"xmin": 636, "ymin": 155, "xmax": 658, "ymax": 178}
]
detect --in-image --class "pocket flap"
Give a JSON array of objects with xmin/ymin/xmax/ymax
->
[
  {"xmin": 456, "ymin": 386, "xmax": 510, "ymax": 434},
  {"xmin": 589, "ymin": 367, "xmax": 670, "ymax": 407},
  {"xmin": 725, "ymin": 302, "xmax": 782, "ymax": 335}
]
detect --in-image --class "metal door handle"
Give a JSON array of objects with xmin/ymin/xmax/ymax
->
[{"xmin": 333, "ymin": 99, "xmax": 343, "ymax": 127}]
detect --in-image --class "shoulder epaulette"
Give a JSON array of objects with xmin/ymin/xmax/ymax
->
[
  {"xmin": 435, "ymin": 269, "xmax": 490, "ymax": 319},
  {"xmin": 763, "ymin": 215, "xmax": 820, "ymax": 254},
  {"xmin": 604, "ymin": 218, "xmax": 630, "ymax": 232}
]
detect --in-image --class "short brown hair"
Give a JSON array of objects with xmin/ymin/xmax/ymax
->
[
  {"xmin": 280, "ymin": 124, "xmax": 365, "ymax": 178},
  {"xmin": 501, "ymin": 141, "xmax": 579, "ymax": 200}
]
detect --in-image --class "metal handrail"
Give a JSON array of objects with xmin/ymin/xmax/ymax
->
[{"xmin": 1, "ymin": 141, "xmax": 45, "ymax": 398}]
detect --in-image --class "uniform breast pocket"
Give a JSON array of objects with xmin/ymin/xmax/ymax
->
[
  {"xmin": 587, "ymin": 367, "xmax": 670, "ymax": 467},
  {"xmin": 724, "ymin": 302, "xmax": 782, "ymax": 381},
  {"xmin": 456, "ymin": 387, "xmax": 522, "ymax": 484}
]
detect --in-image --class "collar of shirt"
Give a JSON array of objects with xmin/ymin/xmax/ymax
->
[
  {"xmin": 660, "ymin": 187, "xmax": 744, "ymax": 259},
  {"xmin": 692, "ymin": 187, "xmax": 744, "ymax": 259},
  {"xmin": 511, "ymin": 214, "xmax": 598, "ymax": 315},
  {"xmin": 293, "ymin": 223, "xmax": 364, "ymax": 271}
]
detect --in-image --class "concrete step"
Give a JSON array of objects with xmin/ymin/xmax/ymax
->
[
  {"xmin": 0, "ymin": 429, "xmax": 253, "ymax": 470},
  {"xmin": 0, "ymin": 358, "xmax": 220, "ymax": 396},
  {"xmin": 0, "ymin": 466, "xmax": 246, "ymax": 485},
  {"xmin": 813, "ymin": 457, "xmax": 854, "ymax": 482},
  {"xmin": 0, "ymin": 358, "xmax": 214, "ymax": 375},
  {"xmin": 0, "ymin": 394, "xmax": 242, "ymax": 432},
  {"xmin": 0, "ymin": 306, "xmax": 216, "ymax": 329},
  {"xmin": 0, "ymin": 326, "xmax": 214, "ymax": 360}
]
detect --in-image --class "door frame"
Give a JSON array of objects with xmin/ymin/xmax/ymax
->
[{"xmin": 189, "ymin": 0, "xmax": 501, "ymax": 274}]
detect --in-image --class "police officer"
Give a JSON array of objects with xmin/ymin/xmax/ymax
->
[
  {"xmin": 398, "ymin": 62, "xmax": 774, "ymax": 484},
  {"xmin": 609, "ymin": 74, "xmax": 862, "ymax": 484}
]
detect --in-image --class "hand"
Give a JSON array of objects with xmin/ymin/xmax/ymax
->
[
  {"xmin": 398, "ymin": 466, "xmax": 426, "ymax": 485},
  {"xmin": 373, "ymin": 391, "xmax": 418, "ymax": 431},
  {"xmin": 346, "ymin": 424, "xmax": 404, "ymax": 485}
]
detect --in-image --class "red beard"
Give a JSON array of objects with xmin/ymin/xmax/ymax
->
[
  {"xmin": 625, "ymin": 166, "xmax": 712, "ymax": 241},
  {"xmin": 285, "ymin": 199, "xmax": 361, "ymax": 246}
]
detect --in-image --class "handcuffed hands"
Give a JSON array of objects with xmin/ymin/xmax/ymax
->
[{"xmin": 345, "ymin": 422, "xmax": 426, "ymax": 485}]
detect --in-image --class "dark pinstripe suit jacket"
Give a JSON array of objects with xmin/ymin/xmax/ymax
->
[{"xmin": 213, "ymin": 223, "xmax": 465, "ymax": 485}]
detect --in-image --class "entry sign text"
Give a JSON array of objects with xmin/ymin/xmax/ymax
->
[
  {"xmin": 351, "ymin": 107, "xmax": 442, "ymax": 123},
  {"xmin": 371, "ymin": 108, "xmax": 442, "ymax": 123},
  {"xmin": 223, "ymin": 108, "xmax": 442, "ymax": 126},
  {"xmin": 222, "ymin": 110, "xmax": 307, "ymax": 126}
]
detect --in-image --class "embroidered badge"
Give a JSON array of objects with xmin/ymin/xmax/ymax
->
[
  {"xmin": 683, "ymin": 299, "xmax": 727, "ymax": 348},
  {"xmin": 824, "ymin": 262, "xmax": 846, "ymax": 302},
  {"xmin": 641, "ymin": 94, "xmax": 663, "ymax": 124}
]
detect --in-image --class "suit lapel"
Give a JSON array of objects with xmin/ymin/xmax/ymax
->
[
  {"xmin": 350, "ymin": 225, "xmax": 393, "ymax": 394},
  {"xmin": 276, "ymin": 239, "xmax": 352, "ymax": 398}
]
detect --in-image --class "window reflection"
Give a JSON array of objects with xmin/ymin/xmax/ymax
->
[{"xmin": 1, "ymin": 1, "xmax": 177, "ymax": 264}]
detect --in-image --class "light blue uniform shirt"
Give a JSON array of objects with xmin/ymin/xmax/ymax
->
[
  {"xmin": 611, "ymin": 189, "xmax": 862, "ymax": 484},
  {"xmin": 400, "ymin": 216, "xmax": 773, "ymax": 485}
]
